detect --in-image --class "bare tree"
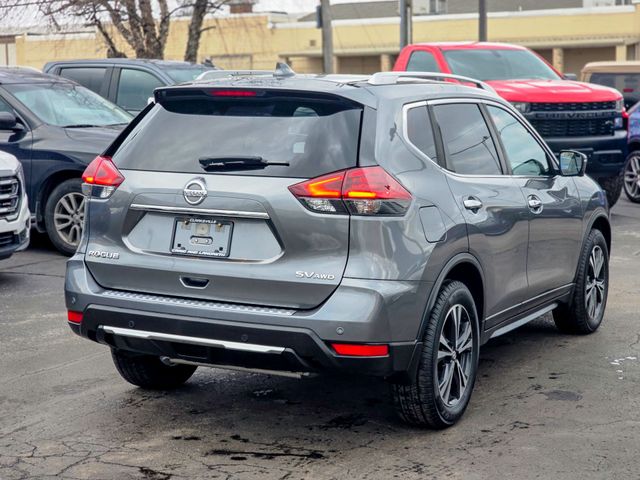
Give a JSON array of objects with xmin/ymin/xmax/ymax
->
[
  {"xmin": 0, "ymin": 0, "xmax": 230, "ymax": 61},
  {"xmin": 183, "ymin": 1, "xmax": 229, "ymax": 63}
]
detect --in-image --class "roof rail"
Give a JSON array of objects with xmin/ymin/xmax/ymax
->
[
  {"xmin": 196, "ymin": 62, "xmax": 296, "ymax": 82},
  {"xmin": 367, "ymin": 71, "xmax": 496, "ymax": 93}
]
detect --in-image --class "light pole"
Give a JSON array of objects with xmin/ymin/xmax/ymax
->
[
  {"xmin": 479, "ymin": 0, "xmax": 487, "ymax": 42},
  {"xmin": 400, "ymin": 0, "xmax": 412, "ymax": 49},
  {"xmin": 320, "ymin": 0, "xmax": 334, "ymax": 74}
]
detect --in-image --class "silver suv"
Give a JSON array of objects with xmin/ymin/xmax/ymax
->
[{"xmin": 65, "ymin": 70, "xmax": 611, "ymax": 428}]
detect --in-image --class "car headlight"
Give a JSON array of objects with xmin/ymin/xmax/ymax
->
[
  {"xmin": 615, "ymin": 98, "xmax": 624, "ymax": 112},
  {"xmin": 15, "ymin": 162, "xmax": 25, "ymax": 185},
  {"xmin": 511, "ymin": 102, "xmax": 531, "ymax": 114}
]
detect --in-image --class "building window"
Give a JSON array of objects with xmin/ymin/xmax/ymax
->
[{"xmin": 414, "ymin": 0, "xmax": 447, "ymax": 14}]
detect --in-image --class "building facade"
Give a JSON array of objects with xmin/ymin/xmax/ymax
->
[{"xmin": 3, "ymin": 2, "xmax": 640, "ymax": 77}]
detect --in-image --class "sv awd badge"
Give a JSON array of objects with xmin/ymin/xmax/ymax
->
[{"xmin": 296, "ymin": 271, "xmax": 336, "ymax": 280}]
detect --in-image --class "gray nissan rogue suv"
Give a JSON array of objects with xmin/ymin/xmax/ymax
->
[{"xmin": 64, "ymin": 69, "xmax": 611, "ymax": 428}]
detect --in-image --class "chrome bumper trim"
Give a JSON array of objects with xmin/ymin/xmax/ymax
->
[
  {"xmin": 102, "ymin": 325, "xmax": 285, "ymax": 354},
  {"xmin": 129, "ymin": 203, "xmax": 270, "ymax": 220}
]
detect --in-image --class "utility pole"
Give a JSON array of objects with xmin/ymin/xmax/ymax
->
[
  {"xmin": 320, "ymin": 0, "xmax": 334, "ymax": 74},
  {"xmin": 400, "ymin": 0, "xmax": 412, "ymax": 49},
  {"xmin": 478, "ymin": 0, "xmax": 487, "ymax": 42}
]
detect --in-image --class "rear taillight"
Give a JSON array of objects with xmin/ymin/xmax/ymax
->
[
  {"xmin": 82, "ymin": 155, "xmax": 124, "ymax": 198},
  {"xmin": 288, "ymin": 167, "xmax": 412, "ymax": 216}
]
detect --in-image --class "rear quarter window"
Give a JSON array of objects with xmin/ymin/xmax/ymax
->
[
  {"xmin": 405, "ymin": 105, "xmax": 439, "ymax": 163},
  {"xmin": 111, "ymin": 90, "xmax": 363, "ymax": 178}
]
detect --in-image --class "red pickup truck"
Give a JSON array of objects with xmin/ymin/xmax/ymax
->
[{"xmin": 394, "ymin": 42, "xmax": 627, "ymax": 206}]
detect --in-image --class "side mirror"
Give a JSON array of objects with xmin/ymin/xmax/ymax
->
[
  {"xmin": 563, "ymin": 73, "xmax": 578, "ymax": 81},
  {"xmin": 0, "ymin": 112, "xmax": 23, "ymax": 131},
  {"xmin": 559, "ymin": 150, "xmax": 587, "ymax": 176}
]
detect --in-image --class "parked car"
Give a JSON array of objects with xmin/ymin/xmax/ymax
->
[
  {"xmin": 394, "ymin": 42, "xmax": 627, "ymax": 207},
  {"xmin": 0, "ymin": 148, "xmax": 29, "ymax": 260},
  {"xmin": 65, "ymin": 69, "xmax": 611, "ymax": 428},
  {"xmin": 624, "ymin": 101, "xmax": 640, "ymax": 203},
  {"xmin": 43, "ymin": 59, "xmax": 213, "ymax": 114},
  {"xmin": 582, "ymin": 61, "xmax": 640, "ymax": 110},
  {"xmin": 0, "ymin": 67, "xmax": 131, "ymax": 255}
]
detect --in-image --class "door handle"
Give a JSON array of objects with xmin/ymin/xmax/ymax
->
[
  {"xmin": 180, "ymin": 276, "xmax": 210, "ymax": 289},
  {"xmin": 527, "ymin": 195, "xmax": 543, "ymax": 213},
  {"xmin": 463, "ymin": 197, "xmax": 483, "ymax": 212}
]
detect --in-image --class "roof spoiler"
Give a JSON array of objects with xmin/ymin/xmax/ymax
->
[
  {"xmin": 196, "ymin": 62, "xmax": 296, "ymax": 82},
  {"xmin": 367, "ymin": 71, "xmax": 496, "ymax": 93}
]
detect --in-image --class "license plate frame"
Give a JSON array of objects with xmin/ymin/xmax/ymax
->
[{"xmin": 170, "ymin": 217, "xmax": 233, "ymax": 258}]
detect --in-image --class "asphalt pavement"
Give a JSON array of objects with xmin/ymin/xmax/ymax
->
[{"xmin": 1, "ymin": 197, "xmax": 639, "ymax": 480}]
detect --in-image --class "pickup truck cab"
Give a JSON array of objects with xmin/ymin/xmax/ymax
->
[{"xmin": 394, "ymin": 42, "xmax": 627, "ymax": 206}]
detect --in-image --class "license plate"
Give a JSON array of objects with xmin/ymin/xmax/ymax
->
[{"xmin": 171, "ymin": 217, "xmax": 233, "ymax": 258}]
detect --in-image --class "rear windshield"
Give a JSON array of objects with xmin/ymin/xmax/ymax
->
[
  {"xmin": 443, "ymin": 49, "xmax": 560, "ymax": 81},
  {"xmin": 112, "ymin": 91, "xmax": 362, "ymax": 178}
]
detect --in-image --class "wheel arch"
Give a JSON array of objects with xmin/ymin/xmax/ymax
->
[
  {"xmin": 627, "ymin": 141, "xmax": 640, "ymax": 153},
  {"xmin": 588, "ymin": 212, "xmax": 611, "ymax": 254},
  {"xmin": 420, "ymin": 253, "xmax": 486, "ymax": 338},
  {"xmin": 35, "ymin": 169, "xmax": 83, "ymax": 230}
]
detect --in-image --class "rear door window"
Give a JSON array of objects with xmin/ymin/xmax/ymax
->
[
  {"xmin": 117, "ymin": 69, "xmax": 164, "ymax": 112},
  {"xmin": 59, "ymin": 67, "xmax": 108, "ymax": 94},
  {"xmin": 406, "ymin": 51, "xmax": 440, "ymax": 72},
  {"xmin": 432, "ymin": 103, "xmax": 502, "ymax": 175},
  {"xmin": 111, "ymin": 90, "xmax": 363, "ymax": 178}
]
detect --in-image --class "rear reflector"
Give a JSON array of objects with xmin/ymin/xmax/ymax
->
[
  {"xmin": 331, "ymin": 343, "xmax": 389, "ymax": 357},
  {"xmin": 288, "ymin": 166, "xmax": 411, "ymax": 216},
  {"xmin": 67, "ymin": 311, "xmax": 83, "ymax": 324}
]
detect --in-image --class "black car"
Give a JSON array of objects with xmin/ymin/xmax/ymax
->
[
  {"xmin": 43, "ymin": 59, "xmax": 213, "ymax": 114},
  {"xmin": 0, "ymin": 67, "xmax": 131, "ymax": 254}
]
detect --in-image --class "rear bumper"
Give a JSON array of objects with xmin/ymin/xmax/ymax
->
[
  {"xmin": 544, "ymin": 130, "xmax": 628, "ymax": 178},
  {"xmin": 64, "ymin": 257, "xmax": 431, "ymax": 378}
]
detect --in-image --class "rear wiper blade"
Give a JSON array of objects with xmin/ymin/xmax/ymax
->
[
  {"xmin": 198, "ymin": 156, "xmax": 290, "ymax": 171},
  {"xmin": 62, "ymin": 124, "xmax": 102, "ymax": 128}
]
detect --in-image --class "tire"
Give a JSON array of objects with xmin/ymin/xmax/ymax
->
[
  {"xmin": 44, "ymin": 178, "xmax": 85, "ymax": 256},
  {"xmin": 623, "ymin": 152, "xmax": 640, "ymax": 203},
  {"xmin": 597, "ymin": 173, "xmax": 623, "ymax": 208},
  {"xmin": 111, "ymin": 349, "xmax": 197, "ymax": 389},
  {"xmin": 392, "ymin": 281, "xmax": 480, "ymax": 429},
  {"xmin": 553, "ymin": 229, "xmax": 609, "ymax": 334}
]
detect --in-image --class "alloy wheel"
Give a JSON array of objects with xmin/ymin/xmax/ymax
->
[
  {"xmin": 54, "ymin": 192, "xmax": 85, "ymax": 247},
  {"xmin": 585, "ymin": 245, "xmax": 606, "ymax": 321},
  {"xmin": 624, "ymin": 154, "xmax": 640, "ymax": 201},
  {"xmin": 437, "ymin": 304, "xmax": 474, "ymax": 407}
]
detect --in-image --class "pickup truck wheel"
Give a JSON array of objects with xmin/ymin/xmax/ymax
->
[
  {"xmin": 597, "ymin": 173, "xmax": 623, "ymax": 208},
  {"xmin": 391, "ymin": 281, "xmax": 479, "ymax": 428},
  {"xmin": 111, "ymin": 349, "xmax": 197, "ymax": 389},
  {"xmin": 623, "ymin": 152, "xmax": 640, "ymax": 203},
  {"xmin": 553, "ymin": 229, "xmax": 609, "ymax": 334},
  {"xmin": 44, "ymin": 178, "xmax": 85, "ymax": 256}
]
